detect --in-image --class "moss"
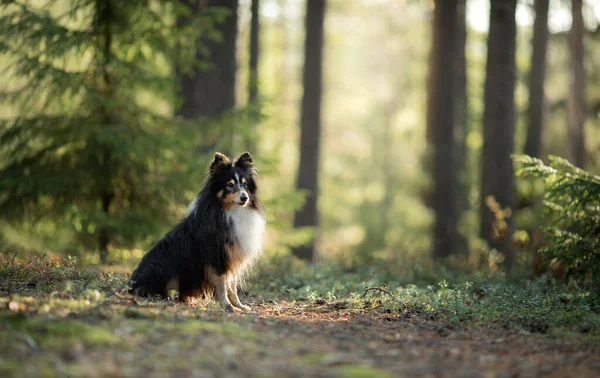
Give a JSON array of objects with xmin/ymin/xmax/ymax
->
[
  {"xmin": 294, "ymin": 353, "xmax": 327, "ymax": 365},
  {"xmin": 0, "ymin": 358, "xmax": 22, "ymax": 375},
  {"xmin": 336, "ymin": 366, "xmax": 400, "ymax": 378},
  {"xmin": 2, "ymin": 315, "xmax": 121, "ymax": 348},
  {"xmin": 156, "ymin": 319, "xmax": 257, "ymax": 339}
]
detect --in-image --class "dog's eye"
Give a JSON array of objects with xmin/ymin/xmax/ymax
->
[
  {"xmin": 242, "ymin": 182, "xmax": 248, "ymax": 189},
  {"xmin": 227, "ymin": 182, "xmax": 234, "ymax": 188}
]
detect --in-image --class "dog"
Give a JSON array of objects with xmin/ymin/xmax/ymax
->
[{"xmin": 129, "ymin": 152, "xmax": 265, "ymax": 312}]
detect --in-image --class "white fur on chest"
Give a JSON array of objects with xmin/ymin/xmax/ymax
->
[{"xmin": 225, "ymin": 207, "xmax": 265, "ymax": 260}]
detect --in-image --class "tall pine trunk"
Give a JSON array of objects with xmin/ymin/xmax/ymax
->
[
  {"xmin": 428, "ymin": 0, "xmax": 458, "ymax": 259},
  {"xmin": 524, "ymin": 0, "xmax": 549, "ymax": 159},
  {"xmin": 524, "ymin": 0, "xmax": 549, "ymax": 261},
  {"xmin": 177, "ymin": 0, "xmax": 239, "ymax": 154},
  {"xmin": 248, "ymin": 0, "xmax": 260, "ymax": 104},
  {"xmin": 380, "ymin": 99, "xmax": 396, "ymax": 250},
  {"xmin": 454, "ymin": 0, "xmax": 467, "ymax": 172},
  {"xmin": 292, "ymin": 0, "xmax": 326, "ymax": 262},
  {"xmin": 567, "ymin": 0, "xmax": 586, "ymax": 168},
  {"xmin": 246, "ymin": 0, "xmax": 260, "ymax": 153},
  {"xmin": 454, "ymin": 0, "xmax": 468, "ymax": 249},
  {"xmin": 480, "ymin": 0, "xmax": 517, "ymax": 271},
  {"xmin": 96, "ymin": 0, "xmax": 115, "ymax": 264}
]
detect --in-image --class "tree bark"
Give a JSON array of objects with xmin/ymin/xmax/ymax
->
[
  {"xmin": 96, "ymin": 0, "xmax": 115, "ymax": 264},
  {"xmin": 524, "ymin": 0, "xmax": 550, "ymax": 159},
  {"xmin": 248, "ymin": 0, "xmax": 260, "ymax": 104},
  {"xmin": 454, "ymin": 0, "xmax": 468, "ymax": 250},
  {"xmin": 567, "ymin": 0, "xmax": 586, "ymax": 168},
  {"xmin": 524, "ymin": 0, "xmax": 550, "ymax": 266},
  {"xmin": 454, "ymin": 0, "xmax": 467, "ymax": 168},
  {"xmin": 480, "ymin": 0, "xmax": 518, "ymax": 271},
  {"xmin": 292, "ymin": 0, "xmax": 326, "ymax": 262},
  {"xmin": 245, "ymin": 0, "xmax": 260, "ymax": 153},
  {"xmin": 177, "ymin": 0, "xmax": 239, "ymax": 154},
  {"xmin": 428, "ymin": 0, "xmax": 458, "ymax": 259},
  {"xmin": 99, "ymin": 192, "xmax": 113, "ymax": 264},
  {"xmin": 178, "ymin": 0, "xmax": 238, "ymax": 118}
]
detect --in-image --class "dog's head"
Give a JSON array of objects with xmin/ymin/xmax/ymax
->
[{"xmin": 207, "ymin": 152, "xmax": 258, "ymax": 209}]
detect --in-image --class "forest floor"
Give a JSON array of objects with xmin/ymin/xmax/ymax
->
[{"xmin": 1, "ymin": 254, "xmax": 600, "ymax": 377}]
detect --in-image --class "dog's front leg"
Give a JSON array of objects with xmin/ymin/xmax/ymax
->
[
  {"xmin": 212, "ymin": 272, "xmax": 237, "ymax": 312},
  {"xmin": 227, "ymin": 276, "xmax": 251, "ymax": 311}
]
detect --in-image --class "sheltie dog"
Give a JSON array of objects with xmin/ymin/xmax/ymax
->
[{"xmin": 129, "ymin": 152, "xmax": 265, "ymax": 312}]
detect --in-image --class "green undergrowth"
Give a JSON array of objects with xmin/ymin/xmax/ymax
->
[
  {"xmin": 254, "ymin": 255, "xmax": 600, "ymax": 338},
  {"xmin": 2, "ymin": 251, "xmax": 600, "ymax": 341},
  {"xmin": 0, "ymin": 251, "xmax": 129, "ymax": 297}
]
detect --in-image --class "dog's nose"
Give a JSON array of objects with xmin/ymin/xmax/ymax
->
[{"xmin": 239, "ymin": 193, "xmax": 248, "ymax": 202}]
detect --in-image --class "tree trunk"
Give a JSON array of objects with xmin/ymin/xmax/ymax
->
[
  {"xmin": 567, "ymin": 0, "xmax": 586, "ymax": 168},
  {"xmin": 177, "ymin": 0, "xmax": 239, "ymax": 154},
  {"xmin": 292, "ymin": 0, "xmax": 326, "ymax": 262},
  {"xmin": 380, "ymin": 100, "xmax": 396, "ymax": 250},
  {"xmin": 95, "ymin": 0, "xmax": 115, "ymax": 264},
  {"xmin": 454, "ymin": 0, "xmax": 468, "ymax": 250},
  {"xmin": 524, "ymin": 0, "xmax": 549, "ymax": 159},
  {"xmin": 454, "ymin": 0, "xmax": 467, "ymax": 168},
  {"xmin": 99, "ymin": 192, "xmax": 113, "ymax": 264},
  {"xmin": 480, "ymin": 0, "xmax": 517, "ymax": 271},
  {"xmin": 428, "ymin": 0, "xmax": 458, "ymax": 259},
  {"xmin": 524, "ymin": 0, "xmax": 549, "ymax": 267},
  {"xmin": 248, "ymin": 0, "xmax": 260, "ymax": 104},
  {"xmin": 246, "ymin": 0, "xmax": 260, "ymax": 153}
]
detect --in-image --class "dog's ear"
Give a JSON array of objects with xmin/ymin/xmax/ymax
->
[
  {"xmin": 209, "ymin": 152, "xmax": 230, "ymax": 173},
  {"xmin": 234, "ymin": 152, "xmax": 253, "ymax": 170}
]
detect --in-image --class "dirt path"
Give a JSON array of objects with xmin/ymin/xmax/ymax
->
[
  {"xmin": 242, "ymin": 300, "xmax": 600, "ymax": 378},
  {"xmin": 2, "ymin": 295, "xmax": 600, "ymax": 378}
]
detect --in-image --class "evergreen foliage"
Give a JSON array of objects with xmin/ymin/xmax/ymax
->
[
  {"xmin": 0, "ymin": 0, "xmax": 222, "ymax": 261},
  {"xmin": 515, "ymin": 155, "xmax": 600, "ymax": 284}
]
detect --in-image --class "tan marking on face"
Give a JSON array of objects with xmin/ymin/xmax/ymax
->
[
  {"xmin": 228, "ymin": 179, "xmax": 235, "ymax": 186},
  {"xmin": 217, "ymin": 190, "xmax": 224, "ymax": 199},
  {"xmin": 222, "ymin": 192, "xmax": 239, "ymax": 209},
  {"xmin": 241, "ymin": 177, "xmax": 247, "ymax": 184}
]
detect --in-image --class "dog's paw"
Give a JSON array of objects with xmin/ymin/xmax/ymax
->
[{"xmin": 238, "ymin": 304, "xmax": 252, "ymax": 311}]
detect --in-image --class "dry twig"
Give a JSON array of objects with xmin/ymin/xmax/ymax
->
[{"xmin": 360, "ymin": 286, "xmax": 397, "ymax": 301}]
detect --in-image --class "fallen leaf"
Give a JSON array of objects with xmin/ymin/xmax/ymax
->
[{"xmin": 7, "ymin": 300, "xmax": 26, "ymax": 312}]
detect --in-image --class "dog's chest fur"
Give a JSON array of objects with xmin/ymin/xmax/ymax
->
[{"xmin": 225, "ymin": 207, "xmax": 265, "ymax": 267}]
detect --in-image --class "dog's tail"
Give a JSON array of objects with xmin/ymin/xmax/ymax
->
[
  {"xmin": 128, "ymin": 268, "xmax": 145, "ymax": 296},
  {"xmin": 129, "ymin": 264, "xmax": 169, "ymax": 298}
]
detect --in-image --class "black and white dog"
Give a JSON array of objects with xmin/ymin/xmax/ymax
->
[{"xmin": 130, "ymin": 152, "xmax": 265, "ymax": 311}]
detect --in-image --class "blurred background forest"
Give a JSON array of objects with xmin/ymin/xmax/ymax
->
[{"xmin": 1, "ymin": 0, "xmax": 600, "ymax": 283}]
